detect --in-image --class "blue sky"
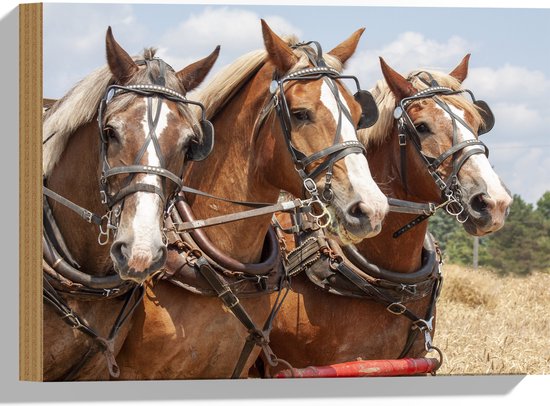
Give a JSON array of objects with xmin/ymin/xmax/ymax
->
[{"xmin": 43, "ymin": 2, "xmax": 550, "ymax": 204}]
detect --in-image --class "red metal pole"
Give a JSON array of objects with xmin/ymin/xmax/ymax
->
[{"xmin": 273, "ymin": 357, "xmax": 440, "ymax": 378}]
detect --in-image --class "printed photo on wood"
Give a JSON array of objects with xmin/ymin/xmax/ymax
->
[{"xmin": 20, "ymin": 2, "xmax": 550, "ymax": 382}]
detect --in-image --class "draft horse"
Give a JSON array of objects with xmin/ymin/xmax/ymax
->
[
  {"xmin": 115, "ymin": 20, "xmax": 388, "ymax": 380},
  {"xmin": 264, "ymin": 55, "xmax": 512, "ymax": 377},
  {"xmin": 42, "ymin": 27, "xmax": 219, "ymax": 380}
]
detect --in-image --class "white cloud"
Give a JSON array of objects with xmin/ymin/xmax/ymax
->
[
  {"xmin": 491, "ymin": 102, "xmax": 543, "ymax": 133},
  {"xmin": 44, "ymin": 4, "xmax": 149, "ymax": 97},
  {"xmin": 467, "ymin": 65, "xmax": 550, "ymax": 102},
  {"xmin": 157, "ymin": 7, "xmax": 303, "ymax": 75},
  {"xmin": 345, "ymin": 31, "xmax": 472, "ymax": 86},
  {"xmin": 44, "ymin": 5, "xmax": 302, "ymax": 97},
  {"xmin": 489, "ymin": 146, "xmax": 550, "ymax": 203}
]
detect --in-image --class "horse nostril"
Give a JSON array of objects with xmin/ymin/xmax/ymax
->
[
  {"xmin": 470, "ymin": 193, "xmax": 491, "ymax": 214},
  {"xmin": 111, "ymin": 241, "xmax": 129, "ymax": 266},
  {"xmin": 347, "ymin": 201, "xmax": 371, "ymax": 219}
]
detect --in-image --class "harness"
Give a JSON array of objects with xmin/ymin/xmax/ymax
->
[
  {"xmin": 264, "ymin": 41, "xmax": 378, "ymax": 224},
  {"xmin": 44, "ymin": 57, "xmax": 214, "ymax": 245},
  {"xmin": 270, "ymin": 75, "xmax": 496, "ymax": 371},
  {"xmin": 160, "ymin": 43, "xmax": 381, "ymax": 378},
  {"xmin": 42, "ymin": 57, "xmax": 214, "ymax": 379},
  {"xmin": 164, "ymin": 198, "xmax": 292, "ymax": 378},
  {"xmin": 392, "ymin": 72, "xmax": 495, "ymax": 237},
  {"xmin": 278, "ymin": 220, "xmax": 443, "ymax": 367}
]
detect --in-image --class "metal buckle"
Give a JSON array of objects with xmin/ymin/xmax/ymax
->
[
  {"xmin": 307, "ymin": 199, "xmax": 332, "ymax": 229},
  {"xmin": 100, "ymin": 190, "xmax": 108, "ymax": 205},
  {"xmin": 303, "ymin": 178, "xmax": 318, "ymax": 195},
  {"xmin": 386, "ymin": 302, "xmax": 407, "ymax": 315},
  {"xmin": 413, "ymin": 317, "xmax": 435, "ymax": 351},
  {"xmin": 63, "ymin": 311, "xmax": 83, "ymax": 329},
  {"xmin": 218, "ymin": 289, "xmax": 240, "ymax": 309},
  {"xmin": 400, "ymin": 284, "xmax": 417, "ymax": 295},
  {"xmin": 98, "ymin": 211, "xmax": 113, "ymax": 246},
  {"xmin": 103, "ymin": 288, "xmax": 120, "ymax": 297},
  {"xmin": 83, "ymin": 210, "xmax": 94, "ymax": 223},
  {"xmin": 398, "ymin": 133, "xmax": 407, "ymax": 146}
]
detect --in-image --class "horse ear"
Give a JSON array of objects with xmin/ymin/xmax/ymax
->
[
  {"xmin": 261, "ymin": 19, "xmax": 298, "ymax": 73},
  {"xmin": 105, "ymin": 26, "xmax": 138, "ymax": 84},
  {"xmin": 379, "ymin": 57, "xmax": 416, "ymax": 100},
  {"xmin": 176, "ymin": 45, "xmax": 221, "ymax": 93},
  {"xmin": 327, "ymin": 28, "xmax": 365, "ymax": 65},
  {"xmin": 449, "ymin": 54, "xmax": 471, "ymax": 83}
]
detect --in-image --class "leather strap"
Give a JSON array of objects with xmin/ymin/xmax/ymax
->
[
  {"xmin": 43, "ymin": 186, "xmax": 103, "ymax": 226},
  {"xmin": 173, "ymin": 198, "xmax": 305, "ymax": 233},
  {"xmin": 175, "ymin": 199, "xmax": 281, "ymax": 275},
  {"xmin": 388, "ymin": 197, "xmax": 436, "ymax": 215},
  {"xmin": 43, "ymin": 275, "xmax": 144, "ymax": 379},
  {"xmin": 192, "ymin": 257, "xmax": 272, "ymax": 378}
]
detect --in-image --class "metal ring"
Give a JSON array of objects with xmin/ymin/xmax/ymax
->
[
  {"xmin": 427, "ymin": 344, "xmax": 444, "ymax": 374},
  {"xmin": 315, "ymin": 209, "xmax": 332, "ymax": 229},
  {"xmin": 307, "ymin": 199, "xmax": 327, "ymax": 219}
]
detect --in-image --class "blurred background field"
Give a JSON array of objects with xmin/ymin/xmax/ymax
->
[{"xmin": 433, "ymin": 264, "xmax": 550, "ymax": 375}]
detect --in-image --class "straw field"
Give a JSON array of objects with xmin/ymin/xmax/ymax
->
[{"xmin": 433, "ymin": 264, "xmax": 550, "ymax": 375}]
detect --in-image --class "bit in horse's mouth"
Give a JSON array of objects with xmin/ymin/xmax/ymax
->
[{"xmin": 327, "ymin": 214, "xmax": 365, "ymax": 246}]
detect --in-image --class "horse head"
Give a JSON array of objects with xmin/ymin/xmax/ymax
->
[
  {"xmin": 378, "ymin": 55, "xmax": 512, "ymax": 236},
  {"xmin": 257, "ymin": 21, "xmax": 388, "ymax": 243},
  {"xmin": 102, "ymin": 28, "xmax": 219, "ymax": 283}
]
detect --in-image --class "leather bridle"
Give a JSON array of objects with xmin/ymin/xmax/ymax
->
[
  {"xmin": 96, "ymin": 67, "xmax": 212, "ymax": 242},
  {"xmin": 392, "ymin": 73, "xmax": 493, "ymax": 237},
  {"xmin": 43, "ymin": 57, "xmax": 213, "ymax": 245},
  {"xmin": 266, "ymin": 42, "xmax": 378, "ymax": 225}
]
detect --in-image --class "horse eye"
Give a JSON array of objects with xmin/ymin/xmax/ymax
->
[
  {"xmin": 415, "ymin": 123, "xmax": 430, "ymax": 134},
  {"xmin": 104, "ymin": 127, "xmax": 120, "ymax": 143},
  {"xmin": 292, "ymin": 109, "xmax": 311, "ymax": 123}
]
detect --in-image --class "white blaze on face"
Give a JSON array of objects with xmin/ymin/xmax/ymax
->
[
  {"xmin": 129, "ymin": 98, "xmax": 171, "ymax": 254},
  {"xmin": 319, "ymin": 82, "xmax": 388, "ymax": 218},
  {"xmin": 444, "ymin": 104, "xmax": 511, "ymax": 203}
]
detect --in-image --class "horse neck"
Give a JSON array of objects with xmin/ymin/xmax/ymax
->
[
  {"xmin": 46, "ymin": 122, "xmax": 112, "ymax": 276},
  {"xmin": 184, "ymin": 69, "xmax": 281, "ymax": 263},
  {"xmin": 354, "ymin": 130, "xmax": 430, "ymax": 273}
]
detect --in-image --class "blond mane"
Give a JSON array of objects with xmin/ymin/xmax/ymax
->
[
  {"xmin": 194, "ymin": 35, "xmax": 344, "ymax": 120},
  {"xmin": 43, "ymin": 48, "xmax": 197, "ymax": 176},
  {"xmin": 358, "ymin": 69, "xmax": 484, "ymax": 147}
]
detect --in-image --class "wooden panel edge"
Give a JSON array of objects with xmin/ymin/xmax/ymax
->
[{"xmin": 19, "ymin": 2, "xmax": 43, "ymax": 382}]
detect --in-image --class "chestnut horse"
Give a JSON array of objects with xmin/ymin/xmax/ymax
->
[
  {"xmin": 115, "ymin": 20, "xmax": 388, "ymax": 380},
  {"xmin": 42, "ymin": 27, "xmax": 219, "ymax": 380},
  {"xmin": 263, "ymin": 55, "xmax": 512, "ymax": 375}
]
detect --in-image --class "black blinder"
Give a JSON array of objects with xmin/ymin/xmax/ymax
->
[
  {"xmin": 474, "ymin": 99, "xmax": 494, "ymax": 135},
  {"xmin": 354, "ymin": 90, "xmax": 379, "ymax": 129},
  {"xmin": 187, "ymin": 120, "xmax": 215, "ymax": 162}
]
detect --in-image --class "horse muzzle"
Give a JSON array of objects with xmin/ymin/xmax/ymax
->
[{"xmin": 110, "ymin": 240, "xmax": 167, "ymax": 283}]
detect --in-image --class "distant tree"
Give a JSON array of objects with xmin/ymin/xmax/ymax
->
[
  {"xmin": 484, "ymin": 194, "xmax": 540, "ymax": 275},
  {"xmin": 428, "ymin": 210, "xmax": 461, "ymax": 252},
  {"xmin": 534, "ymin": 192, "xmax": 550, "ymax": 271},
  {"xmin": 444, "ymin": 227, "xmax": 473, "ymax": 265},
  {"xmin": 427, "ymin": 192, "xmax": 550, "ymax": 274},
  {"xmin": 536, "ymin": 191, "xmax": 550, "ymax": 219}
]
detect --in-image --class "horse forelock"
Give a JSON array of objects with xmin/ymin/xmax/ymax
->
[
  {"xmin": 43, "ymin": 48, "xmax": 198, "ymax": 177},
  {"xmin": 358, "ymin": 69, "xmax": 483, "ymax": 148}
]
